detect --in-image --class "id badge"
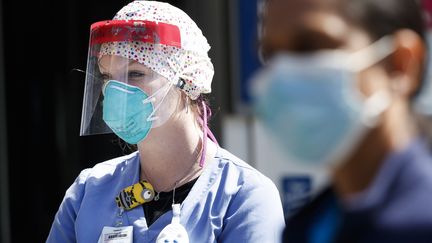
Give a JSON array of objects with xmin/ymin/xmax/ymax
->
[{"xmin": 97, "ymin": 226, "xmax": 133, "ymax": 243}]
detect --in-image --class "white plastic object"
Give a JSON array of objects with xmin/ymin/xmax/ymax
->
[{"xmin": 156, "ymin": 204, "xmax": 189, "ymax": 243}]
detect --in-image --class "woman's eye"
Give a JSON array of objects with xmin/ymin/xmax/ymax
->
[{"xmin": 128, "ymin": 71, "xmax": 146, "ymax": 79}]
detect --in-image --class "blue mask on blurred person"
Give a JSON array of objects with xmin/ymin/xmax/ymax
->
[
  {"xmin": 102, "ymin": 80, "xmax": 154, "ymax": 144},
  {"xmin": 251, "ymin": 36, "xmax": 394, "ymax": 167}
]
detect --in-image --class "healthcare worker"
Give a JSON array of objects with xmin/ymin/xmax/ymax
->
[
  {"xmin": 253, "ymin": 0, "xmax": 432, "ymax": 242},
  {"xmin": 47, "ymin": 1, "xmax": 285, "ymax": 242}
]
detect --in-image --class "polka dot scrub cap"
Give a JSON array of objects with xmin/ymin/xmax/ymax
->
[{"xmin": 99, "ymin": 0, "xmax": 214, "ymax": 100}]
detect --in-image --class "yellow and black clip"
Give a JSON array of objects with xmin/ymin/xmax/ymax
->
[{"xmin": 115, "ymin": 180, "xmax": 155, "ymax": 210}]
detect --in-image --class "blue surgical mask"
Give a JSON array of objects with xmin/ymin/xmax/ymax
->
[
  {"xmin": 102, "ymin": 80, "xmax": 154, "ymax": 144},
  {"xmin": 252, "ymin": 36, "xmax": 394, "ymax": 167}
]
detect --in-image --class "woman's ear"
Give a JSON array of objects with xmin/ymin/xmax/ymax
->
[{"xmin": 389, "ymin": 29, "xmax": 426, "ymax": 99}]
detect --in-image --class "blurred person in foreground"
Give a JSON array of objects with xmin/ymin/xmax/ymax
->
[{"xmin": 252, "ymin": 0, "xmax": 432, "ymax": 242}]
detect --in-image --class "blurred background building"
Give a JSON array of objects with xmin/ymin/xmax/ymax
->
[{"xmin": 0, "ymin": 0, "xmax": 431, "ymax": 242}]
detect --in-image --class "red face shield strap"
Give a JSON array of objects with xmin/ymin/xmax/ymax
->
[{"xmin": 90, "ymin": 20, "xmax": 182, "ymax": 48}]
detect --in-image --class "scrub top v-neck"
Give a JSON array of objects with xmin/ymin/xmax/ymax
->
[{"xmin": 143, "ymin": 177, "xmax": 199, "ymax": 227}]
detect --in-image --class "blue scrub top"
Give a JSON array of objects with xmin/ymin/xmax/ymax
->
[
  {"xmin": 283, "ymin": 138, "xmax": 432, "ymax": 243},
  {"xmin": 47, "ymin": 147, "xmax": 285, "ymax": 242}
]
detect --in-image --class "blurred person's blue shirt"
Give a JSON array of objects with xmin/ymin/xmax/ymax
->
[
  {"xmin": 47, "ymin": 147, "xmax": 285, "ymax": 243},
  {"xmin": 284, "ymin": 138, "xmax": 432, "ymax": 243}
]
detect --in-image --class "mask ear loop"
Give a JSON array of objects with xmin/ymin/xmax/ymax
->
[
  {"xmin": 361, "ymin": 90, "xmax": 392, "ymax": 127},
  {"xmin": 346, "ymin": 35, "xmax": 395, "ymax": 127},
  {"xmin": 143, "ymin": 81, "xmax": 174, "ymax": 122},
  {"xmin": 348, "ymin": 35, "xmax": 396, "ymax": 72}
]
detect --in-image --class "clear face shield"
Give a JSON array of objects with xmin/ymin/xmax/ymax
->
[{"xmin": 80, "ymin": 20, "xmax": 182, "ymax": 144}]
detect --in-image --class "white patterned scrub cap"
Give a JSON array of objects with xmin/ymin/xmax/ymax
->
[{"xmin": 99, "ymin": 0, "xmax": 214, "ymax": 100}]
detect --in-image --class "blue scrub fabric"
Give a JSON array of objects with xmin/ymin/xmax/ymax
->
[
  {"xmin": 47, "ymin": 147, "xmax": 285, "ymax": 243},
  {"xmin": 283, "ymin": 138, "xmax": 432, "ymax": 243}
]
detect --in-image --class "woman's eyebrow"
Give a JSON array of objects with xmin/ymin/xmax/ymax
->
[{"xmin": 128, "ymin": 61, "xmax": 152, "ymax": 72}]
